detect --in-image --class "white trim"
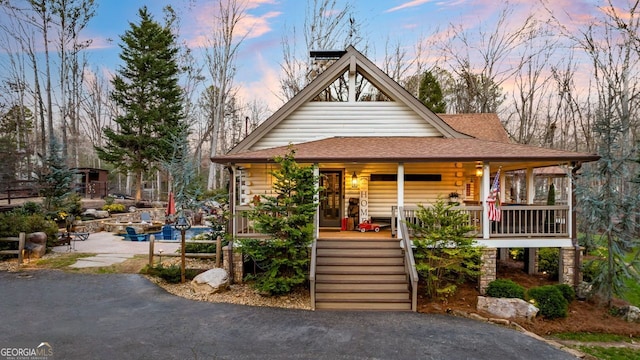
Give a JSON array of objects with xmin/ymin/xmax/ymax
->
[
  {"xmin": 526, "ymin": 167, "xmax": 535, "ymax": 204},
  {"xmin": 475, "ymin": 238, "xmax": 573, "ymax": 248},
  {"xmin": 314, "ymin": 165, "xmax": 320, "ymax": 239},
  {"xmin": 482, "ymin": 162, "xmax": 490, "ymax": 239},
  {"xmin": 397, "ymin": 163, "xmax": 405, "ymax": 239}
]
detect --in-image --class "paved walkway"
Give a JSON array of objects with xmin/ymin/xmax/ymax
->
[
  {"xmin": 0, "ymin": 271, "xmax": 578, "ymax": 360},
  {"xmin": 51, "ymin": 231, "xmax": 180, "ymax": 268}
]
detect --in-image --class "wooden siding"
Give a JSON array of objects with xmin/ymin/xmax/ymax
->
[{"xmin": 251, "ymin": 102, "xmax": 443, "ymax": 151}]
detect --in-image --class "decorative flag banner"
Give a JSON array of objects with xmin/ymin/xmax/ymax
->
[{"xmin": 487, "ymin": 167, "xmax": 501, "ymax": 222}]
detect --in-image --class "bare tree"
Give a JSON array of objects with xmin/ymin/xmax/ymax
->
[
  {"xmin": 279, "ymin": 0, "xmax": 363, "ymax": 101},
  {"xmin": 203, "ymin": 0, "xmax": 247, "ymax": 190}
]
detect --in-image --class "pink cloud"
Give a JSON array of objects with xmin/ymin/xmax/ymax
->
[{"xmin": 385, "ymin": 0, "xmax": 433, "ymax": 13}]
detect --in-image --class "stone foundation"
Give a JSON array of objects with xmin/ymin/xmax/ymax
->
[
  {"xmin": 479, "ymin": 248, "xmax": 497, "ymax": 295},
  {"xmin": 223, "ymin": 244, "xmax": 244, "ymax": 284}
]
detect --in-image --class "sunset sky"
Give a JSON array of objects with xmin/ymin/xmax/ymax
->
[{"xmin": 68, "ymin": 0, "xmax": 605, "ymax": 110}]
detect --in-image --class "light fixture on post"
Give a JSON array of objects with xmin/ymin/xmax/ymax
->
[
  {"xmin": 174, "ymin": 214, "xmax": 191, "ymax": 283},
  {"xmin": 351, "ymin": 171, "xmax": 359, "ymax": 189},
  {"xmin": 475, "ymin": 162, "xmax": 483, "ymax": 177}
]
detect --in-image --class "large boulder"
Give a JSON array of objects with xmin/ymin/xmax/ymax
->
[
  {"xmin": 621, "ymin": 305, "xmax": 640, "ymax": 323},
  {"xmin": 191, "ymin": 268, "xmax": 229, "ymax": 294},
  {"xmin": 25, "ymin": 232, "xmax": 47, "ymax": 258},
  {"xmin": 477, "ymin": 296, "xmax": 539, "ymax": 321}
]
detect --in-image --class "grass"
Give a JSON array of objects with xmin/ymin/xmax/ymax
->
[
  {"xmin": 35, "ymin": 253, "xmax": 96, "ymax": 268},
  {"xmin": 553, "ymin": 333, "xmax": 634, "ymax": 343},
  {"xmin": 577, "ymin": 346, "xmax": 640, "ymax": 360}
]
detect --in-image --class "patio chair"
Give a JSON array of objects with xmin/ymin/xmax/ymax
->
[
  {"xmin": 123, "ymin": 226, "xmax": 147, "ymax": 241},
  {"xmin": 140, "ymin": 211, "xmax": 152, "ymax": 223}
]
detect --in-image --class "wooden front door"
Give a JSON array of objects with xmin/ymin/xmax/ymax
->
[{"xmin": 319, "ymin": 171, "xmax": 343, "ymax": 227}]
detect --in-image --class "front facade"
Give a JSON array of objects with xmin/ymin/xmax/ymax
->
[{"xmin": 212, "ymin": 47, "xmax": 599, "ymax": 311}]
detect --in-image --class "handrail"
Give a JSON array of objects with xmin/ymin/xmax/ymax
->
[
  {"xmin": 309, "ymin": 235, "xmax": 317, "ymax": 310},
  {"xmin": 398, "ymin": 206, "xmax": 419, "ymax": 312}
]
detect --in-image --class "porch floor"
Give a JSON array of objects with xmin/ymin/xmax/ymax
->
[{"xmin": 319, "ymin": 229, "xmax": 393, "ymax": 239}]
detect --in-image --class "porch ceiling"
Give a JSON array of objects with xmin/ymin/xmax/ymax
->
[{"xmin": 212, "ymin": 136, "xmax": 600, "ymax": 167}]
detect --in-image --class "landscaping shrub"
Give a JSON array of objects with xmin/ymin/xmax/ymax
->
[
  {"xmin": 538, "ymin": 248, "xmax": 559, "ymax": 279},
  {"xmin": 0, "ymin": 211, "xmax": 59, "ymax": 248},
  {"xmin": 143, "ymin": 264, "xmax": 200, "ymax": 284},
  {"xmin": 510, "ymin": 248, "xmax": 524, "ymax": 261},
  {"xmin": 527, "ymin": 285, "xmax": 569, "ymax": 319},
  {"xmin": 486, "ymin": 279, "xmax": 526, "ymax": 299},
  {"xmin": 581, "ymin": 259, "xmax": 599, "ymax": 283},
  {"xmin": 554, "ymin": 283, "xmax": 576, "ymax": 302},
  {"xmin": 102, "ymin": 203, "xmax": 126, "ymax": 214}
]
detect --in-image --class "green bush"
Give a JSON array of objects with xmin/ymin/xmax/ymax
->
[
  {"xmin": 143, "ymin": 264, "xmax": 200, "ymax": 284},
  {"xmin": 184, "ymin": 238, "xmax": 228, "ymax": 254},
  {"xmin": 582, "ymin": 259, "xmax": 599, "ymax": 283},
  {"xmin": 0, "ymin": 212, "xmax": 59, "ymax": 247},
  {"xmin": 554, "ymin": 283, "xmax": 576, "ymax": 302},
  {"xmin": 528, "ymin": 285, "xmax": 569, "ymax": 319},
  {"xmin": 510, "ymin": 248, "xmax": 524, "ymax": 261},
  {"xmin": 486, "ymin": 279, "xmax": 526, "ymax": 299},
  {"xmin": 538, "ymin": 248, "xmax": 559, "ymax": 279},
  {"xmin": 102, "ymin": 203, "xmax": 126, "ymax": 213}
]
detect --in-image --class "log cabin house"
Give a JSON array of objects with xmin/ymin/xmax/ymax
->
[{"xmin": 212, "ymin": 46, "xmax": 599, "ymax": 311}]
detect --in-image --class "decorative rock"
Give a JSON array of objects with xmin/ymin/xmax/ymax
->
[
  {"xmin": 94, "ymin": 210, "xmax": 110, "ymax": 219},
  {"xmin": 26, "ymin": 232, "xmax": 47, "ymax": 258},
  {"xmin": 191, "ymin": 268, "xmax": 229, "ymax": 294},
  {"xmin": 575, "ymin": 281, "xmax": 592, "ymax": 300},
  {"xmin": 477, "ymin": 296, "xmax": 539, "ymax": 321},
  {"xmin": 621, "ymin": 305, "xmax": 640, "ymax": 323}
]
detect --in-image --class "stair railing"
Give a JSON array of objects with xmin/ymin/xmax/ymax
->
[
  {"xmin": 398, "ymin": 206, "xmax": 419, "ymax": 311},
  {"xmin": 309, "ymin": 233, "xmax": 318, "ymax": 310}
]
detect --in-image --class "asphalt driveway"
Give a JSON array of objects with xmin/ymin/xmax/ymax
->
[{"xmin": 0, "ymin": 271, "xmax": 576, "ymax": 360}]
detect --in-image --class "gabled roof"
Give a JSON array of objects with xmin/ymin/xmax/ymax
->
[
  {"xmin": 438, "ymin": 114, "xmax": 511, "ymax": 143},
  {"xmin": 228, "ymin": 46, "xmax": 468, "ymax": 154},
  {"xmin": 212, "ymin": 136, "xmax": 600, "ymax": 167}
]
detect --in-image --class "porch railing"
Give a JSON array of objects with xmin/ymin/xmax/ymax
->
[
  {"xmin": 392, "ymin": 204, "xmax": 569, "ymax": 238},
  {"xmin": 398, "ymin": 207, "xmax": 419, "ymax": 312},
  {"xmin": 234, "ymin": 205, "xmax": 268, "ymax": 238}
]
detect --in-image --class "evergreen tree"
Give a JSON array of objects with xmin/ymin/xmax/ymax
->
[
  {"xmin": 38, "ymin": 137, "xmax": 74, "ymax": 212},
  {"xmin": 239, "ymin": 147, "xmax": 320, "ymax": 295},
  {"xmin": 418, "ymin": 70, "xmax": 447, "ymax": 113},
  {"xmin": 95, "ymin": 6, "xmax": 185, "ymax": 201}
]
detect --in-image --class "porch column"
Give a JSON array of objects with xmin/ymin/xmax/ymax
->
[
  {"xmin": 479, "ymin": 248, "xmax": 497, "ymax": 295},
  {"xmin": 481, "ymin": 162, "xmax": 490, "ymax": 239},
  {"xmin": 313, "ymin": 164, "xmax": 320, "ymax": 239},
  {"xmin": 526, "ymin": 167, "xmax": 535, "ymax": 204},
  {"xmin": 230, "ymin": 165, "xmax": 238, "ymax": 238},
  {"xmin": 559, "ymin": 247, "xmax": 579, "ymax": 286},
  {"xmin": 397, "ymin": 163, "xmax": 405, "ymax": 239}
]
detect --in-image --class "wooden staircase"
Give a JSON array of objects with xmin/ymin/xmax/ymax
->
[{"xmin": 314, "ymin": 237, "xmax": 412, "ymax": 311}]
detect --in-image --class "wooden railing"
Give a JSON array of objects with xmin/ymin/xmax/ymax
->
[
  {"xmin": 392, "ymin": 204, "xmax": 569, "ymax": 238},
  {"xmin": 0, "ymin": 233, "xmax": 26, "ymax": 264},
  {"xmin": 392, "ymin": 205, "xmax": 482, "ymax": 237},
  {"xmin": 309, "ymin": 233, "xmax": 318, "ymax": 311},
  {"xmin": 398, "ymin": 207, "xmax": 419, "ymax": 312},
  {"xmin": 234, "ymin": 205, "xmax": 267, "ymax": 238}
]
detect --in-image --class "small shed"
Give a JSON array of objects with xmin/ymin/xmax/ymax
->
[{"xmin": 73, "ymin": 168, "xmax": 109, "ymax": 198}]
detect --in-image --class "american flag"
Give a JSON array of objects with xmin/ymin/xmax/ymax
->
[{"xmin": 487, "ymin": 168, "xmax": 501, "ymax": 222}]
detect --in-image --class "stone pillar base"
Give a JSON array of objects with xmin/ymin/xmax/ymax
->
[
  {"xmin": 479, "ymin": 248, "xmax": 497, "ymax": 295},
  {"xmin": 559, "ymin": 247, "xmax": 578, "ymax": 286},
  {"xmin": 223, "ymin": 244, "xmax": 244, "ymax": 284}
]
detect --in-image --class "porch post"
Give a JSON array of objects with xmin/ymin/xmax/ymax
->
[
  {"xmin": 397, "ymin": 163, "xmax": 405, "ymax": 239},
  {"xmin": 481, "ymin": 162, "xmax": 490, "ymax": 239},
  {"xmin": 526, "ymin": 167, "xmax": 535, "ymax": 204},
  {"xmin": 313, "ymin": 164, "xmax": 320, "ymax": 239}
]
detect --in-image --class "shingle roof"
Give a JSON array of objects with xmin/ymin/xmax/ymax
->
[
  {"xmin": 212, "ymin": 137, "xmax": 599, "ymax": 164},
  {"xmin": 438, "ymin": 113, "xmax": 511, "ymax": 143}
]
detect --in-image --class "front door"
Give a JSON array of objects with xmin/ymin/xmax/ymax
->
[{"xmin": 319, "ymin": 171, "xmax": 343, "ymax": 227}]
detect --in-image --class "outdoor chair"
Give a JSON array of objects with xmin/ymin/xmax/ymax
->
[
  {"xmin": 140, "ymin": 212, "xmax": 152, "ymax": 223},
  {"xmin": 123, "ymin": 226, "xmax": 147, "ymax": 241}
]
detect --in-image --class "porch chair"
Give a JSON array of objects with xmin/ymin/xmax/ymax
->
[{"xmin": 123, "ymin": 226, "xmax": 147, "ymax": 241}]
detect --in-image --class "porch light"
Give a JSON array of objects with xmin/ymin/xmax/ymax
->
[
  {"xmin": 351, "ymin": 171, "xmax": 359, "ymax": 189},
  {"xmin": 475, "ymin": 163, "xmax": 483, "ymax": 177}
]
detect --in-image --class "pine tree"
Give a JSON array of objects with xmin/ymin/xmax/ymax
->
[
  {"xmin": 239, "ymin": 147, "xmax": 320, "ymax": 295},
  {"xmin": 38, "ymin": 137, "xmax": 74, "ymax": 212},
  {"xmin": 418, "ymin": 70, "xmax": 447, "ymax": 113},
  {"xmin": 95, "ymin": 6, "xmax": 185, "ymax": 201}
]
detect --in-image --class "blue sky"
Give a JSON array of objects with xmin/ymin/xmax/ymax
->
[{"xmin": 79, "ymin": 0, "xmax": 602, "ymax": 110}]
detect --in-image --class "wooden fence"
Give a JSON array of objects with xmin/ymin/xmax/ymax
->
[{"xmin": 0, "ymin": 233, "xmax": 26, "ymax": 264}]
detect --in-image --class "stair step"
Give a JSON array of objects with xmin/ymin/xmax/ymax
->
[
  {"xmin": 317, "ymin": 248, "xmax": 403, "ymax": 257},
  {"xmin": 317, "ymin": 240, "xmax": 399, "ymax": 249},
  {"xmin": 316, "ymin": 283, "xmax": 408, "ymax": 292},
  {"xmin": 316, "ymin": 265, "xmax": 405, "ymax": 275},
  {"xmin": 316, "ymin": 257, "xmax": 404, "ymax": 266},
  {"xmin": 316, "ymin": 273, "xmax": 407, "ymax": 283},
  {"xmin": 315, "ymin": 302, "xmax": 412, "ymax": 311},
  {"xmin": 316, "ymin": 292, "xmax": 409, "ymax": 301}
]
